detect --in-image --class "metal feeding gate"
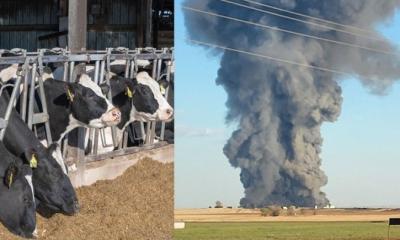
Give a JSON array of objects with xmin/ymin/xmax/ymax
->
[{"xmin": 0, "ymin": 47, "xmax": 174, "ymax": 171}]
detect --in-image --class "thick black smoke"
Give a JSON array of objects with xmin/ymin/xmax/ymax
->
[{"xmin": 183, "ymin": 0, "xmax": 400, "ymax": 207}]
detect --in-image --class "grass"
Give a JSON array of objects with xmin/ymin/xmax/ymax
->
[{"xmin": 174, "ymin": 222, "xmax": 400, "ymax": 240}]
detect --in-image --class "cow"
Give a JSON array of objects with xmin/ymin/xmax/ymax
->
[
  {"xmin": 87, "ymin": 71, "xmax": 173, "ymax": 153},
  {"xmin": 0, "ymin": 52, "xmax": 21, "ymax": 83},
  {"xmin": 0, "ymin": 93, "xmax": 79, "ymax": 216},
  {"xmin": 0, "ymin": 141, "xmax": 36, "ymax": 238},
  {"xmin": 42, "ymin": 73, "xmax": 121, "ymax": 144}
]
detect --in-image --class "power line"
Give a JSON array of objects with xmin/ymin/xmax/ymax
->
[
  {"xmin": 183, "ymin": 6, "xmax": 397, "ymax": 56},
  {"xmin": 187, "ymin": 38, "xmax": 355, "ymax": 77},
  {"xmin": 240, "ymin": 0, "xmax": 376, "ymax": 35},
  {"xmin": 220, "ymin": 0, "xmax": 385, "ymax": 43}
]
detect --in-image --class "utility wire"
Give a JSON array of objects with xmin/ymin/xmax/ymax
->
[
  {"xmin": 187, "ymin": 38, "xmax": 360, "ymax": 78},
  {"xmin": 220, "ymin": 0, "xmax": 385, "ymax": 43},
  {"xmin": 240, "ymin": 0, "xmax": 376, "ymax": 35},
  {"xmin": 183, "ymin": 6, "xmax": 397, "ymax": 57}
]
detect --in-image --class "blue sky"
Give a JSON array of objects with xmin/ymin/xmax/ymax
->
[{"xmin": 175, "ymin": 0, "xmax": 400, "ymax": 208}]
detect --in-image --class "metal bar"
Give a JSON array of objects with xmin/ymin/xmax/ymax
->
[
  {"xmin": 99, "ymin": 60, "xmax": 105, "ymax": 83},
  {"xmin": 27, "ymin": 63, "xmax": 37, "ymax": 129},
  {"xmin": 129, "ymin": 60, "xmax": 135, "ymax": 78},
  {"xmin": 69, "ymin": 61, "xmax": 75, "ymax": 82},
  {"xmin": 123, "ymin": 130, "xmax": 129, "ymax": 149},
  {"xmin": 93, "ymin": 129, "xmax": 99, "ymax": 155},
  {"xmin": 140, "ymin": 122, "xmax": 146, "ymax": 143},
  {"xmin": 20, "ymin": 56, "xmax": 30, "ymax": 122},
  {"xmin": 68, "ymin": 0, "xmax": 87, "ymax": 52},
  {"xmin": 88, "ymin": 61, "xmax": 101, "ymax": 155},
  {"xmin": 94, "ymin": 61, "xmax": 100, "ymax": 84},
  {"xmin": 148, "ymin": 56, "xmax": 161, "ymax": 144},
  {"xmin": 37, "ymin": 51, "xmax": 53, "ymax": 144},
  {"xmin": 124, "ymin": 58, "xmax": 130, "ymax": 78},
  {"xmin": 63, "ymin": 61, "xmax": 69, "ymax": 82},
  {"xmin": 0, "ymin": 53, "xmax": 173, "ymax": 65},
  {"xmin": 85, "ymin": 141, "xmax": 168, "ymax": 163},
  {"xmin": 0, "ymin": 73, "xmax": 22, "ymax": 140},
  {"xmin": 105, "ymin": 48, "xmax": 118, "ymax": 148},
  {"xmin": 0, "ymin": 119, "xmax": 7, "ymax": 129},
  {"xmin": 160, "ymin": 60, "xmax": 172, "ymax": 140}
]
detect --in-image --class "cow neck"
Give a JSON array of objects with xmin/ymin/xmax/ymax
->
[{"xmin": 56, "ymin": 114, "xmax": 81, "ymax": 145}]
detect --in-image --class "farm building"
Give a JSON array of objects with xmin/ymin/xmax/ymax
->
[{"xmin": 0, "ymin": 0, "xmax": 173, "ymax": 51}]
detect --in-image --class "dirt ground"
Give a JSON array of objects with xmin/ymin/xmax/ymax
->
[
  {"xmin": 0, "ymin": 158, "xmax": 174, "ymax": 240},
  {"xmin": 175, "ymin": 208, "xmax": 400, "ymax": 222}
]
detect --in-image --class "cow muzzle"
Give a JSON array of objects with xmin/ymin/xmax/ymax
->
[
  {"xmin": 158, "ymin": 107, "xmax": 174, "ymax": 122},
  {"xmin": 101, "ymin": 108, "xmax": 121, "ymax": 125}
]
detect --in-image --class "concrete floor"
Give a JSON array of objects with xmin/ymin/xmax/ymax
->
[{"xmin": 69, "ymin": 144, "xmax": 174, "ymax": 188}]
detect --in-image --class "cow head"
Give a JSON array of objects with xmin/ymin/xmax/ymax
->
[
  {"xmin": 23, "ymin": 146, "xmax": 79, "ymax": 216},
  {"xmin": 65, "ymin": 74, "xmax": 121, "ymax": 128},
  {"xmin": 109, "ymin": 72, "xmax": 173, "ymax": 125},
  {"xmin": 0, "ymin": 145, "xmax": 36, "ymax": 238},
  {"xmin": 132, "ymin": 72, "xmax": 174, "ymax": 122}
]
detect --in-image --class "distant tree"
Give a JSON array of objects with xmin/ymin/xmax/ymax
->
[
  {"xmin": 215, "ymin": 201, "xmax": 223, "ymax": 208},
  {"xmin": 260, "ymin": 205, "xmax": 282, "ymax": 217}
]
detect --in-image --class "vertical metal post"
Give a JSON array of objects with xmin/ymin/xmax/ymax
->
[
  {"xmin": 105, "ymin": 48, "xmax": 118, "ymax": 148},
  {"xmin": 89, "ymin": 60, "xmax": 101, "ymax": 155},
  {"xmin": 0, "ymin": 76, "xmax": 22, "ymax": 140},
  {"xmin": 147, "ymin": 54, "xmax": 159, "ymax": 144},
  {"xmin": 68, "ymin": 0, "xmax": 88, "ymax": 175},
  {"xmin": 27, "ymin": 63, "xmax": 37, "ymax": 130},
  {"xmin": 69, "ymin": 61, "xmax": 75, "ymax": 82},
  {"xmin": 68, "ymin": 0, "xmax": 87, "ymax": 52},
  {"xmin": 160, "ymin": 60, "xmax": 172, "ymax": 141},
  {"xmin": 37, "ymin": 51, "xmax": 53, "ymax": 144},
  {"xmin": 144, "ymin": 0, "xmax": 153, "ymax": 47},
  {"xmin": 20, "ymin": 52, "xmax": 29, "ymax": 122},
  {"xmin": 124, "ymin": 51, "xmax": 130, "ymax": 78}
]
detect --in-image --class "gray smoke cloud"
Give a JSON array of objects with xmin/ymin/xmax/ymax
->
[{"xmin": 183, "ymin": 0, "xmax": 400, "ymax": 207}]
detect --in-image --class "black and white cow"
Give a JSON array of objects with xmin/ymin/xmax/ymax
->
[
  {"xmin": 0, "ymin": 93, "xmax": 79, "ymax": 216},
  {"xmin": 0, "ymin": 141, "xmax": 36, "ymax": 238},
  {"xmin": 43, "ymin": 74, "xmax": 121, "ymax": 144},
  {"xmin": 89, "ymin": 71, "xmax": 173, "ymax": 153}
]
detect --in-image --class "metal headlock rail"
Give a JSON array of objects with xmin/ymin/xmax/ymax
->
[{"xmin": 0, "ymin": 47, "xmax": 174, "ymax": 164}]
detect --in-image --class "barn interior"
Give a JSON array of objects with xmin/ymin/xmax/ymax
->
[
  {"xmin": 0, "ymin": 0, "xmax": 173, "ymax": 51},
  {"xmin": 0, "ymin": 0, "xmax": 174, "ymax": 187}
]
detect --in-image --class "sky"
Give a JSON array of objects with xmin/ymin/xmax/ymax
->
[{"xmin": 175, "ymin": 0, "xmax": 400, "ymax": 209}]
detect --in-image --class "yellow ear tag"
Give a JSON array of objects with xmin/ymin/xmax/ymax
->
[
  {"xmin": 160, "ymin": 85, "xmax": 166, "ymax": 95},
  {"xmin": 67, "ymin": 89, "xmax": 74, "ymax": 102},
  {"xmin": 5, "ymin": 164, "xmax": 17, "ymax": 188},
  {"xmin": 7, "ymin": 173, "xmax": 13, "ymax": 188},
  {"xmin": 126, "ymin": 87, "xmax": 133, "ymax": 98},
  {"xmin": 30, "ymin": 154, "xmax": 38, "ymax": 169}
]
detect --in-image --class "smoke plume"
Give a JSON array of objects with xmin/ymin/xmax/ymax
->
[{"xmin": 183, "ymin": 0, "xmax": 400, "ymax": 207}]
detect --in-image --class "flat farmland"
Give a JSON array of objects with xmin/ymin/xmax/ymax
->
[{"xmin": 174, "ymin": 208, "xmax": 400, "ymax": 240}]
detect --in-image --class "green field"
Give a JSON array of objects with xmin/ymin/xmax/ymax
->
[{"xmin": 174, "ymin": 222, "xmax": 400, "ymax": 240}]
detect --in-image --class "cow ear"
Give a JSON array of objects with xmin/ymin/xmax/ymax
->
[
  {"xmin": 158, "ymin": 79, "xmax": 169, "ymax": 95},
  {"xmin": 4, "ymin": 162, "xmax": 18, "ymax": 188},
  {"xmin": 23, "ymin": 149, "xmax": 38, "ymax": 169},
  {"xmin": 99, "ymin": 83, "xmax": 110, "ymax": 95}
]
